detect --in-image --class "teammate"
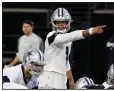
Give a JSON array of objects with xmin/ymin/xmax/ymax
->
[
  {"xmin": 3, "ymin": 48, "xmax": 45, "ymax": 89},
  {"xmin": 74, "ymin": 77, "xmax": 105, "ymax": 89},
  {"xmin": 38, "ymin": 7, "xmax": 106, "ymax": 89},
  {"xmin": 7, "ymin": 20, "xmax": 44, "ymax": 67},
  {"xmin": 74, "ymin": 77, "xmax": 94, "ymax": 89},
  {"xmin": 102, "ymin": 64, "xmax": 114, "ymax": 89}
]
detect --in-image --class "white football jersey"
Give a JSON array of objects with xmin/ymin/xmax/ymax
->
[
  {"xmin": 102, "ymin": 82, "xmax": 113, "ymax": 89},
  {"xmin": 3, "ymin": 64, "xmax": 38, "ymax": 89},
  {"xmin": 3, "ymin": 82, "xmax": 28, "ymax": 89},
  {"xmin": 44, "ymin": 30, "xmax": 84, "ymax": 74}
]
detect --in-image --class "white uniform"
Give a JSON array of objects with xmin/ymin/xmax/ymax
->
[
  {"xmin": 102, "ymin": 82, "xmax": 112, "ymax": 89},
  {"xmin": 3, "ymin": 82, "xmax": 28, "ymax": 89},
  {"xmin": 17, "ymin": 33, "xmax": 44, "ymax": 62},
  {"xmin": 38, "ymin": 30, "xmax": 84, "ymax": 89},
  {"xmin": 3, "ymin": 64, "xmax": 38, "ymax": 89}
]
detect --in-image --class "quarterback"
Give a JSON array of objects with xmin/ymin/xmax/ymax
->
[{"xmin": 38, "ymin": 7, "xmax": 106, "ymax": 89}]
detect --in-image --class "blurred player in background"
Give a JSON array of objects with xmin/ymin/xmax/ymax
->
[
  {"xmin": 38, "ymin": 7, "xmax": 106, "ymax": 89},
  {"xmin": 102, "ymin": 64, "xmax": 114, "ymax": 89},
  {"xmin": 7, "ymin": 20, "xmax": 44, "ymax": 67},
  {"xmin": 3, "ymin": 48, "xmax": 45, "ymax": 89}
]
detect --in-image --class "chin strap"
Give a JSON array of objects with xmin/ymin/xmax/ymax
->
[{"xmin": 56, "ymin": 29, "xmax": 67, "ymax": 33}]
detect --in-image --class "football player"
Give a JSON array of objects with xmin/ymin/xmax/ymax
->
[
  {"xmin": 38, "ymin": 7, "xmax": 106, "ymax": 89},
  {"xmin": 102, "ymin": 64, "xmax": 114, "ymax": 89},
  {"xmin": 74, "ymin": 77, "xmax": 94, "ymax": 89},
  {"xmin": 3, "ymin": 48, "xmax": 45, "ymax": 89},
  {"xmin": 74, "ymin": 77, "xmax": 105, "ymax": 89}
]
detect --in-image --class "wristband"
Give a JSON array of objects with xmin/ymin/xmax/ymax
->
[{"xmin": 89, "ymin": 28, "xmax": 94, "ymax": 35}]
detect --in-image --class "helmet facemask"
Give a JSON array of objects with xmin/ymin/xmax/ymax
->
[
  {"xmin": 107, "ymin": 77, "xmax": 114, "ymax": 85},
  {"xmin": 25, "ymin": 61, "xmax": 44, "ymax": 77},
  {"xmin": 23, "ymin": 48, "xmax": 45, "ymax": 77}
]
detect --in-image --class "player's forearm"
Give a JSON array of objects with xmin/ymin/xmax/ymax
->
[
  {"xmin": 66, "ymin": 70, "xmax": 74, "ymax": 89},
  {"xmin": 82, "ymin": 28, "xmax": 96, "ymax": 37},
  {"xmin": 8, "ymin": 56, "xmax": 18, "ymax": 67},
  {"xmin": 67, "ymin": 70, "xmax": 74, "ymax": 81},
  {"xmin": 82, "ymin": 29, "xmax": 90, "ymax": 37},
  {"xmin": 52, "ymin": 25, "xmax": 105, "ymax": 45}
]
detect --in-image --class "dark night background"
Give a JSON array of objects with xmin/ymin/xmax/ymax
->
[{"xmin": 2, "ymin": 2, "xmax": 114, "ymax": 84}]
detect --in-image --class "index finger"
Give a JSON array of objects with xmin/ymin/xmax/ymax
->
[{"xmin": 97, "ymin": 25, "xmax": 106, "ymax": 28}]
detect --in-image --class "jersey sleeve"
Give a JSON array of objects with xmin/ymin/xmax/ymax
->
[
  {"xmin": 47, "ymin": 30, "xmax": 85, "ymax": 46},
  {"xmin": 3, "ymin": 82, "xmax": 28, "ymax": 89},
  {"xmin": 66, "ymin": 60, "xmax": 71, "ymax": 71},
  {"xmin": 3, "ymin": 67, "xmax": 17, "ymax": 83}
]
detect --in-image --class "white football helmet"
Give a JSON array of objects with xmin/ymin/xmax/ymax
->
[
  {"xmin": 107, "ymin": 64, "xmax": 114, "ymax": 84},
  {"xmin": 51, "ymin": 7, "xmax": 72, "ymax": 33},
  {"xmin": 74, "ymin": 77, "xmax": 95, "ymax": 89},
  {"xmin": 23, "ymin": 48, "xmax": 45, "ymax": 77}
]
